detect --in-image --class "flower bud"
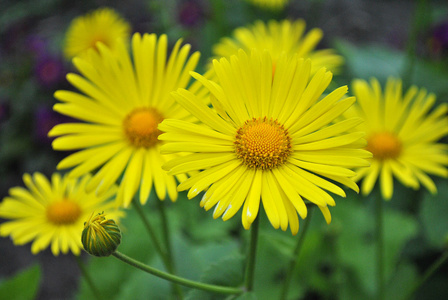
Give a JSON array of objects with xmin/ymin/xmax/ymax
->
[{"xmin": 82, "ymin": 212, "xmax": 121, "ymax": 257}]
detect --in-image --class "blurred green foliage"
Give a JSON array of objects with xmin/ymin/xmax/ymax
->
[{"xmin": 0, "ymin": 264, "xmax": 41, "ymax": 300}]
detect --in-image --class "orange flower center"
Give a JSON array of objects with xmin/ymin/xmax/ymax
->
[
  {"xmin": 89, "ymin": 35, "xmax": 110, "ymax": 52},
  {"xmin": 366, "ymin": 132, "xmax": 402, "ymax": 160},
  {"xmin": 123, "ymin": 107, "xmax": 164, "ymax": 148},
  {"xmin": 235, "ymin": 117, "xmax": 292, "ymax": 170},
  {"xmin": 46, "ymin": 199, "xmax": 82, "ymax": 225}
]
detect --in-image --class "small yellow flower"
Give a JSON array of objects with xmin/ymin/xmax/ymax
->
[
  {"xmin": 212, "ymin": 19, "xmax": 343, "ymax": 75},
  {"xmin": 160, "ymin": 49, "xmax": 370, "ymax": 234},
  {"xmin": 64, "ymin": 7, "xmax": 131, "ymax": 60},
  {"xmin": 246, "ymin": 0, "xmax": 290, "ymax": 10},
  {"xmin": 346, "ymin": 78, "xmax": 448, "ymax": 199},
  {"xmin": 82, "ymin": 212, "xmax": 121, "ymax": 257},
  {"xmin": 0, "ymin": 173, "xmax": 122, "ymax": 256}
]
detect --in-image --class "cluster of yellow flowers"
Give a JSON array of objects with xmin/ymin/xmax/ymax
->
[{"xmin": 0, "ymin": 5, "xmax": 447, "ymax": 257}]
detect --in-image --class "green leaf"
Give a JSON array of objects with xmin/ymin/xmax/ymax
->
[
  {"xmin": 335, "ymin": 40, "xmax": 448, "ymax": 99},
  {"xmin": 333, "ymin": 194, "xmax": 419, "ymax": 296},
  {"xmin": 252, "ymin": 230, "xmax": 290, "ymax": 300},
  {"xmin": 420, "ymin": 179, "xmax": 448, "ymax": 249},
  {"xmin": 336, "ymin": 269, "xmax": 370, "ymax": 300},
  {"xmin": 335, "ymin": 40, "xmax": 405, "ymax": 83},
  {"xmin": 385, "ymin": 262, "xmax": 417, "ymax": 299},
  {"xmin": 234, "ymin": 292, "xmax": 258, "ymax": 300},
  {"xmin": 185, "ymin": 254, "xmax": 244, "ymax": 300},
  {"xmin": 192, "ymin": 240, "xmax": 241, "ymax": 273},
  {"xmin": 258, "ymin": 230, "xmax": 294, "ymax": 259},
  {"xmin": 0, "ymin": 264, "xmax": 41, "ymax": 300},
  {"xmin": 115, "ymin": 257, "xmax": 171, "ymax": 300},
  {"xmin": 166, "ymin": 191, "xmax": 239, "ymax": 243}
]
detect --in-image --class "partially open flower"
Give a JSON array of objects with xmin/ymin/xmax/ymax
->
[{"xmin": 82, "ymin": 212, "xmax": 121, "ymax": 257}]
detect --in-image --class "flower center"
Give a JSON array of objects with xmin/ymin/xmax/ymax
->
[
  {"xmin": 89, "ymin": 35, "xmax": 109, "ymax": 52},
  {"xmin": 366, "ymin": 132, "xmax": 402, "ymax": 160},
  {"xmin": 235, "ymin": 117, "xmax": 292, "ymax": 170},
  {"xmin": 123, "ymin": 107, "xmax": 164, "ymax": 148},
  {"xmin": 46, "ymin": 199, "xmax": 82, "ymax": 225}
]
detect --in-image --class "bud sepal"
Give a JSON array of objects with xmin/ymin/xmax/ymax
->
[{"xmin": 82, "ymin": 212, "xmax": 121, "ymax": 257}]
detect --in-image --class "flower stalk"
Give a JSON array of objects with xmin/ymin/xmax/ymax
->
[
  {"xmin": 156, "ymin": 199, "xmax": 176, "ymax": 273},
  {"xmin": 403, "ymin": 251, "xmax": 448, "ymax": 300},
  {"xmin": 132, "ymin": 199, "xmax": 183, "ymax": 298},
  {"xmin": 132, "ymin": 199, "xmax": 171, "ymax": 268},
  {"xmin": 112, "ymin": 251, "xmax": 244, "ymax": 295},
  {"xmin": 375, "ymin": 195, "xmax": 384, "ymax": 300},
  {"xmin": 156, "ymin": 199, "xmax": 184, "ymax": 299},
  {"xmin": 75, "ymin": 255, "xmax": 104, "ymax": 300},
  {"xmin": 244, "ymin": 215, "xmax": 260, "ymax": 292},
  {"xmin": 403, "ymin": 0, "xmax": 430, "ymax": 87},
  {"xmin": 280, "ymin": 207, "xmax": 314, "ymax": 300}
]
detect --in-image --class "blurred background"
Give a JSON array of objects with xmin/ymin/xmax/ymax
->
[{"xmin": 1, "ymin": 0, "xmax": 447, "ymax": 299}]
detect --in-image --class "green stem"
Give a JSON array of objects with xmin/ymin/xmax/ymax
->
[
  {"xmin": 375, "ymin": 195, "xmax": 384, "ymax": 300},
  {"xmin": 211, "ymin": 0, "xmax": 226, "ymax": 37},
  {"xmin": 157, "ymin": 199, "xmax": 175, "ymax": 271},
  {"xmin": 133, "ymin": 199, "xmax": 183, "ymax": 298},
  {"xmin": 75, "ymin": 255, "xmax": 103, "ymax": 300},
  {"xmin": 403, "ymin": 251, "xmax": 448, "ymax": 300},
  {"xmin": 280, "ymin": 207, "xmax": 314, "ymax": 300},
  {"xmin": 112, "ymin": 251, "xmax": 243, "ymax": 295},
  {"xmin": 132, "ymin": 200, "xmax": 170, "ymax": 270},
  {"xmin": 156, "ymin": 199, "xmax": 184, "ymax": 299},
  {"xmin": 402, "ymin": 0, "xmax": 429, "ymax": 87},
  {"xmin": 244, "ymin": 215, "xmax": 260, "ymax": 292}
]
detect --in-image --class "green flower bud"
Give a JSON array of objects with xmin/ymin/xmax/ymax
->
[{"xmin": 82, "ymin": 212, "xmax": 121, "ymax": 257}]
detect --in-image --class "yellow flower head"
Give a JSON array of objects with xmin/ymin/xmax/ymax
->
[
  {"xmin": 346, "ymin": 78, "xmax": 448, "ymax": 200},
  {"xmin": 0, "ymin": 173, "xmax": 122, "ymax": 256},
  {"xmin": 160, "ymin": 49, "xmax": 370, "ymax": 235},
  {"xmin": 246, "ymin": 0, "xmax": 290, "ymax": 10},
  {"xmin": 64, "ymin": 7, "xmax": 131, "ymax": 60},
  {"xmin": 212, "ymin": 19, "xmax": 343, "ymax": 75},
  {"xmin": 50, "ymin": 33, "xmax": 207, "ymax": 207}
]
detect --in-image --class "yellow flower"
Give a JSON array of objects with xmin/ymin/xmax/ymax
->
[
  {"xmin": 64, "ymin": 7, "xmax": 131, "ymax": 60},
  {"xmin": 212, "ymin": 19, "xmax": 343, "ymax": 75},
  {"xmin": 0, "ymin": 173, "xmax": 122, "ymax": 256},
  {"xmin": 346, "ymin": 78, "xmax": 448, "ymax": 200},
  {"xmin": 246, "ymin": 0, "xmax": 290, "ymax": 10},
  {"xmin": 50, "ymin": 33, "xmax": 206, "ymax": 207},
  {"xmin": 159, "ymin": 49, "xmax": 370, "ymax": 235}
]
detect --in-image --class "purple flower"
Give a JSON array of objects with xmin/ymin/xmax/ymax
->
[
  {"xmin": 429, "ymin": 21, "xmax": 448, "ymax": 57},
  {"xmin": 178, "ymin": 0, "xmax": 206, "ymax": 28},
  {"xmin": 34, "ymin": 55, "xmax": 66, "ymax": 88},
  {"xmin": 26, "ymin": 35, "xmax": 48, "ymax": 57},
  {"xmin": 34, "ymin": 106, "xmax": 73, "ymax": 145}
]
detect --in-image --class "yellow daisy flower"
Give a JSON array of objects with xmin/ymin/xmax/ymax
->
[
  {"xmin": 0, "ymin": 172, "xmax": 122, "ymax": 256},
  {"xmin": 346, "ymin": 78, "xmax": 448, "ymax": 200},
  {"xmin": 246, "ymin": 0, "xmax": 290, "ymax": 10},
  {"xmin": 212, "ymin": 19, "xmax": 343, "ymax": 75},
  {"xmin": 64, "ymin": 7, "xmax": 131, "ymax": 60},
  {"xmin": 159, "ymin": 49, "xmax": 370, "ymax": 234},
  {"xmin": 50, "ymin": 33, "xmax": 206, "ymax": 207}
]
